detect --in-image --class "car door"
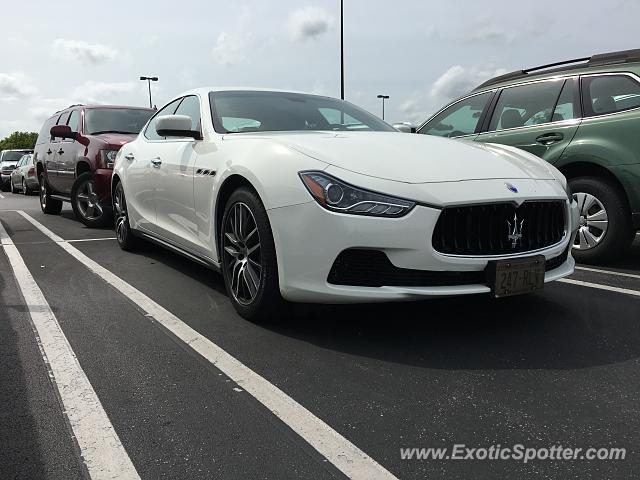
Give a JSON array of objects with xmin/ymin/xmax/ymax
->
[
  {"xmin": 130, "ymin": 98, "xmax": 184, "ymax": 233},
  {"xmin": 474, "ymin": 78, "xmax": 581, "ymax": 164},
  {"xmin": 417, "ymin": 90, "xmax": 495, "ymax": 140},
  {"xmin": 46, "ymin": 112, "xmax": 67, "ymax": 192},
  {"xmin": 11, "ymin": 156, "xmax": 25, "ymax": 187},
  {"xmin": 149, "ymin": 95, "xmax": 203, "ymax": 251},
  {"xmin": 56, "ymin": 109, "xmax": 82, "ymax": 194}
]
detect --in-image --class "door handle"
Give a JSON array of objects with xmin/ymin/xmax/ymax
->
[
  {"xmin": 57, "ymin": 149, "xmax": 64, "ymax": 155},
  {"xmin": 536, "ymin": 133, "xmax": 563, "ymax": 145},
  {"xmin": 124, "ymin": 153, "xmax": 135, "ymax": 161},
  {"xmin": 151, "ymin": 158, "xmax": 162, "ymax": 167},
  {"xmin": 46, "ymin": 149, "xmax": 52, "ymax": 155}
]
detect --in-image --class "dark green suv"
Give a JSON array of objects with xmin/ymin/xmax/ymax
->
[{"xmin": 414, "ymin": 49, "xmax": 640, "ymax": 264}]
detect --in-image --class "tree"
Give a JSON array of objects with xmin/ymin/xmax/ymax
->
[{"xmin": 0, "ymin": 131, "xmax": 38, "ymax": 150}]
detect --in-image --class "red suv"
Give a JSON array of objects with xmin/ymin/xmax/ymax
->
[{"xmin": 35, "ymin": 104, "xmax": 154, "ymax": 227}]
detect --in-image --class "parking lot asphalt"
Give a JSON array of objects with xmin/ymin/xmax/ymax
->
[{"xmin": 1, "ymin": 193, "xmax": 640, "ymax": 480}]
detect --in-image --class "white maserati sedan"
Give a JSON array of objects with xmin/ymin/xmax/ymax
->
[{"xmin": 112, "ymin": 88, "xmax": 579, "ymax": 320}]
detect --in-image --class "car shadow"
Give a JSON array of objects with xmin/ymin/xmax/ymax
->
[
  {"xmin": 59, "ymin": 210, "xmax": 114, "ymax": 231},
  {"xmin": 595, "ymin": 234, "xmax": 640, "ymax": 272},
  {"xmin": 133, "ymin": 241, "xmax": 640, "ymax": 372}
]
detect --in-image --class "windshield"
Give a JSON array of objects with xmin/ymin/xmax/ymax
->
[
  {"xmin": 0, "ymin": 151, "xmax": 29, "ymax": 163},
  {"xmin": 84, "ymin": 108, "xmax": 154, "ymax": 135},
  {"xmin": 210, "ymin": 91, "xmax": 394, "ymax": 133}
]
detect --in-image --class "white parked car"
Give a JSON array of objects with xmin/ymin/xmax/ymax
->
[
  {"xmin": 113, "ymin": 88, "xmax": 579, "ymax": 320},
  {"xmin": 9, "ymin": 153, "xmax": 39, "ymax": 195}
]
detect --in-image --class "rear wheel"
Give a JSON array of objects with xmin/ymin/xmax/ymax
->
[
  {"xmin": 71, "ymin": 172, "xmax": 110, "ymax": 227},
  {"xmin": 39, "ymin": 172, "xmax": 62, "ymax": 215},
  {"xmin": 22, "ymin": 179, "xmax": 29, "ymax": 195},
  {"xmin": 10, "ymin": 180, "xmax": 16, "ymax": 194},
  {"xmin": 113, "ymin": 181, "xmax": 140, "ymax": 251},
  {"xmin": 570, "ymin": 176, "xmax": 633, "ymax": 264},
  {"xmin": 220, "ymin": 187, "xmax": 284, "ymax": 321}
]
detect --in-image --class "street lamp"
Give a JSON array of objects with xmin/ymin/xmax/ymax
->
[
  {"xmin": 377, "ymin": 94, "xmax": 389, "ymax": 120},
  {"xmin": 340, "ymin": 0, "xmax": 344, "ymax": 100},
  {"xmin": 139, "ymin": 76, "xmax": 158, "ymax": 108}
]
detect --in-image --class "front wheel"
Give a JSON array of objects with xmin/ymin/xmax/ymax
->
[
  {"xmin": 113, "ymin": 181, "xmax": 141, "ymax": 251},
  {"xmin": 39, "ymin": 173, "xmax": 63, "ymax": 214},
  {"xmin": 220, "ymin": 187, "xmax": 284, "ymax": 321},
  {"xmin": 71, "ymin": 172, "xmax": 110, "ymax": 227},
  {"xmin": 570, "ymin": 176, "xmax": 634, "ymax": 264}
]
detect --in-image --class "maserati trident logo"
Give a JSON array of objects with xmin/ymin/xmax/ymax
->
[{"xmin": 507, "ymin": 213, "xmax": 524, "ymax": 248}]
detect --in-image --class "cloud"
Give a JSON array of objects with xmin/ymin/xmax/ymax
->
[
  {"xmin": 53, "ymin": 39, "xmax": 118, "ymax": 65},
  {"xmin": 399, "ymin": 65, "xmax": 508, "ymax": 123},
  {"xmin": 287, "ymin": 6, "xmax": 333, "ymax": 41},
  {"xmin": 211, "ymin": 32, "xmax": 247, "ymax": 66},
  {"xmin": 71, "ymin": 81, "xmax": 137, "ymax": 103},
  {"xmin": 0, "ymin": 72, "xmax": 37, "ymax": 99}
]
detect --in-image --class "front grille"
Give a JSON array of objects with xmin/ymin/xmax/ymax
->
[
  {"xmin": 432, "ymin": 201, "xmax": 566, "ymax": 256},
  {"xmin": 327, "ymin": 248, "xmax": 570, "ymax": 288}
]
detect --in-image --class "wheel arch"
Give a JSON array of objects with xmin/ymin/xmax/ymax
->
[{"xmin": 75, "ymin": 160, "xmax": 91, "ymax": 178}]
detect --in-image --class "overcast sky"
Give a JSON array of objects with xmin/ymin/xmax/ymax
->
[{"xmin": 0, "ymin": 0, "xmax": 637, "ymax": 138}]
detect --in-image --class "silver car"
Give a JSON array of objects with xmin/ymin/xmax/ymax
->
[{"xmin": 9, "ymin": 153, "xmax": 38, "ymax": 195}]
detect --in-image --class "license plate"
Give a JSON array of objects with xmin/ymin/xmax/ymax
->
[{"xmin": 487, "ymin": 255, "xmax": 545, "ymax": 297}]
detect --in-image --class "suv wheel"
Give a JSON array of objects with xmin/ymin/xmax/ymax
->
[
  {"xmin": 71, "ymin": 172, "xmax": 110, "ymax": 227},
  {"xmin": 220, "ymin": 187, "xmax": 284, "ymax": 321},
  {"xmin": 39, "ymin": 172, "xmax": 63, "ymax": 215},
  {"xmin": 570, "ymin": 176, "xmax": 634, "ymax": 264},
  {"xmin": 113, "ymin": 181, "xmax": 140, "ymax": 251}
]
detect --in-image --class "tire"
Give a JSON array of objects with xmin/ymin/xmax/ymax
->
[
  {"xmin": 39, "ymin": 172, "xmax": 62, "ymax": 215},
  {"xmin": 570, "ymin": 176, "xmax": 634, "ymax": 264},
  {"xmin": 71, "ymin": 172, "xmax": 110, "ymax": 227},
  {"xmin": 22, "ymin": 179, "xmax": 29, "ymax": 195},
  {"xmin": 220, "ymin": 187, "xmax": 284, "ymax": 321},
  {"xmin": 113, "ymin": 181, "xmax": 141, "ymax": 251},
  {"xmin": 10, "ymin": 180, "xmax": 16, "ymax": 194}
]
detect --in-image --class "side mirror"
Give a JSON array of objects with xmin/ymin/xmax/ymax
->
[
  {"xmin": 392, "ymin": 123, "xmax": 416, "ymax": 133},
  {"xmin": 156, "ymin": 115, "xmax": 202, "ymax": 140},
  {"xmin": 50, "ymin": 124, "xmax": 77, "ymax": 140}
]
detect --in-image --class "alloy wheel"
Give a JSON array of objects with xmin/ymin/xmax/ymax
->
[
  {"xmin": 75, "ymin": 179, "xmax": 103, "ymax": 220},
  {"xmin": 40, "ymin": 180, "xmax": 47, "ymax": 209},
  {"xmin": 573, "ymin": 192, "xmax": 609, "ymax": 250},
  {"xmin": 114, "ymin": 184, "xmax": 127, "ymax": 244},
  {"xmin": 222, "ymin": 202, "xmax": 262, "ymax": 306}
]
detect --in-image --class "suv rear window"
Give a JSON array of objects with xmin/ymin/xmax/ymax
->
[
  {"xmin": 582, "ymin": 75, "xmax": 640, "ymax": 116},
  {"xmin": 84, "ymin": 108, "xmax": 154, "ymax": 135}
]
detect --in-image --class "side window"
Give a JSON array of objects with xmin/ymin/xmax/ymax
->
[
  {"xmin": 173, "ymin": 96, "xmax": 201, "ymax": 131},
  {"xmin": 488, "ymin": 80, "xmax": 564, "ymax": 131},
  {"xmin": 67, "ymin": 110, "xmax": 80, "ymax": 132},
  {"xmin": 418, "ymin": 92, "xmax": 492, "ymax": 137},
  {"xmin": 582, "ymin": 75, "xmax": 640, "ymax": 116},
  {"xmin": 144, "ymin": 98, "xmax": 182, "ymax": 141},
  {"xmin": 36, "ymin": 116, "xmax": 57, "ymax": 145},
  {"xmin": 52, "ymin": 113, "xmax": 68, "ymax": 141},
  {"xmin": 551, "ymin": 80, "xmax": 576, "ymax": 122}
]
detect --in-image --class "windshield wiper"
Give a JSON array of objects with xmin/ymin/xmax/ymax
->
[{"xmin": 90, "ymin": 130, "xmax": 136, "ymax": 135}]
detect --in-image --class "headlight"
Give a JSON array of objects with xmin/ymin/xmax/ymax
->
[
  {"xmin": 99, "ymin": 150, "xmax": 118, "ymax": 169},
  {"xmin": 299, "ymin": 171, "xmax": 415, "ymax": 217}
]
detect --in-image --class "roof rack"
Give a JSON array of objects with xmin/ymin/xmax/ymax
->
[
  {"xmin": 52, "ymin": 104, "xmax": 84, "ymax": 115},
  {"xmin": 474, "ymin": 48, "xmax": 640, "ymax": 91}
]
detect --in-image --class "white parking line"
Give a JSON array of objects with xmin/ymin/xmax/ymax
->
[
  {"xmin": 0, "ymin": 193, "xmax": 5, "ymax": 199},
  {"xmin": 0, "ymin": 220, "xmax": 140, "ymax": 480},
  {"xmin": 68, "ymin": 237, "xmax": 117, "ymax": 243},
  {"xmin": 558, "ymin": 278, "xmax": 640, "ymax": 297},
  {"xmin": 575, "ymin": 266, "xmax": 640, "ymax": 280},
  {"xmin": 17, "ymin": 210, "xmax": 398, "ymax": 480}
]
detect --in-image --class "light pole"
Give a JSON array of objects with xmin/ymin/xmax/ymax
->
[
  {"xmin": 340, "ymin": 0, "xmax": 344, "ymax": 100},
  {"xmin": 140, "ymin": 76, "xmax": 158, "ymax": 108},
  {"xmin": 377, "ymin": 94, "xmax": 389, "ymax": 120}
]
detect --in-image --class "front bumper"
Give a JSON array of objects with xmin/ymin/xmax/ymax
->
[
  {"xmin": 269, "ymin": 197, "xmax": 579, "ymax": 303},
  {"xmin": 93, "ymin": 168, "xmax": 115, "ymax": 206},
  {"xmin": 1, "ymin": 173, "xmax": 12, "ymax": 185}
]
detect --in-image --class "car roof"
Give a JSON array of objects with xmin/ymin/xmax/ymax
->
[
  {"xmin": 473, "ymin": 48, "xmax": 640, "ymax": 92},
  {"xmin": 173, "ymin": 87, "xmax": 327, "ymax": 99}
]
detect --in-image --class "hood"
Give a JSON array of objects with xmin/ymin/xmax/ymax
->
[
  {"xmin": 259, "ymin": 131, "xmax": 556, "ymax": 183},
  {"xmin": 91, "ymin": 132, "xmax": 138, "ymax": 149}
]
